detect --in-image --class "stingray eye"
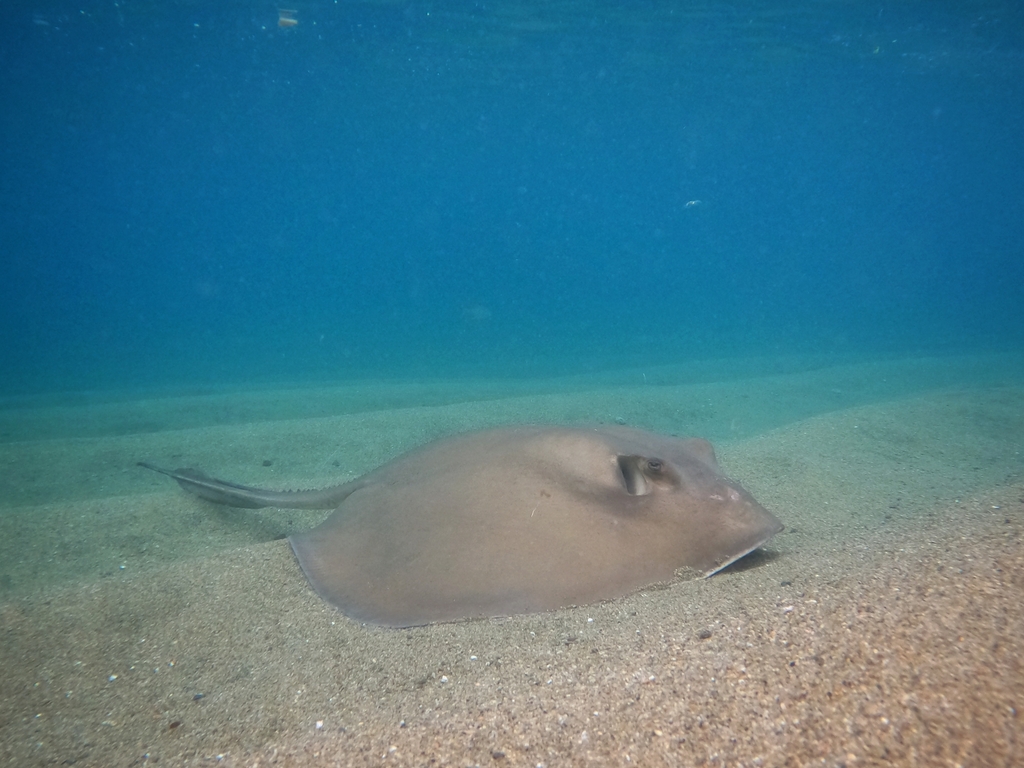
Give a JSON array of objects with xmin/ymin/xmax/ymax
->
[{"xmin": 646, "ymin": 459, "xmax": 663, "ymax": 473}]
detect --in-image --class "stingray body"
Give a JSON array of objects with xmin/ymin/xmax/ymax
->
[{"xmin": 140, "ymin": 425, "xmax": 782, "ymax": 627}]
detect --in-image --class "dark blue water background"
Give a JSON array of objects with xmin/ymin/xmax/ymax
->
[{"xmin": 2, "ymin": 1, "xmax": 1022, "ymax": 395}]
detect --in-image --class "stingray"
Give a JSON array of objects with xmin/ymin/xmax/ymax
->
[{"xmin": 140, "ymin": 425, "xmax": 782, "ymax": 627}]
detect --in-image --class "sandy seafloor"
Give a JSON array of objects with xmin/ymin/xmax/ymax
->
[{"xmin": 1, "ymin": 354, "xmax": 1022, "ymax": 767}]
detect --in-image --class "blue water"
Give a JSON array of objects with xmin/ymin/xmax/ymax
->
[{"xmin": 2, "ymin": 1, "xmax": 1022, "ymax": 395}]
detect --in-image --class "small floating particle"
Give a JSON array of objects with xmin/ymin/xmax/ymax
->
[
  {"xmin": 169, "ymin": 720, "xmax": 181, "ymax": 730},
  {"xmin": 315, "ymin": 720, "xmax": 323, "ymax": 730},
  {"xmin": 108, "ymin": 675, "xmax": 118, "ymax": 681},
  {"xmin": 192, "ymin": 693, "xmax": 204, "ymax": 701},
  {"xmin": 697, "ymin": 629, "xmax": 712, "ymax": 640},
  {"xmin": 278, "ymin": 8, "xmax": 298, "ymax": 27}
]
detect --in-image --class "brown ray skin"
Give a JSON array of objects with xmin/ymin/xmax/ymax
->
[{"xmin": 142, "ymin": 425, "xmax": 782, "ymax": 627}]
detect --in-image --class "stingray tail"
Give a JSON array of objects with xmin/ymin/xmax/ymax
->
[{"xmin": 137, "ymin": 462, "xmax": 353, "ymax": 509}]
